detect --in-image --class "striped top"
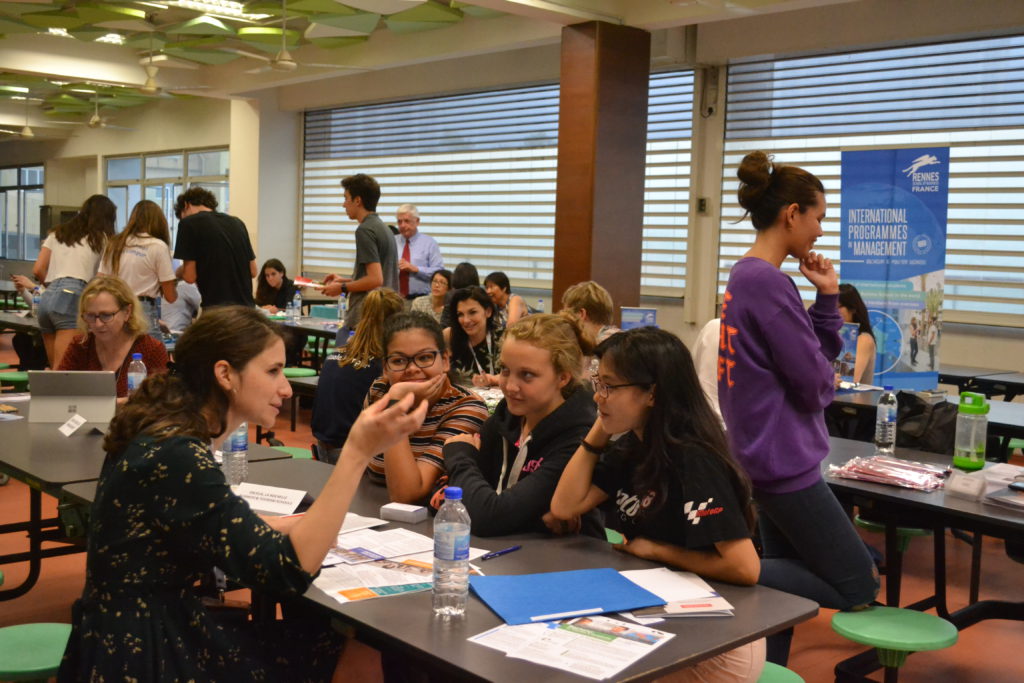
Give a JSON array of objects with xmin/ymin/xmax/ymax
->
[{"xmin": 365, "ymin": 377, "xmax": 488, "ymax": 483}]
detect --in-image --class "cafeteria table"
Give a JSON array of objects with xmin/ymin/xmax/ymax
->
[
  {"xmin": 0, "ymin": 416, "xmax": 289, "ymax": 601},
  {"xmin": 64, "ymin": 458, "xmax": 820, "ymax": 682},
  {"xmin": 937, "ymin": 364, "xmax": 1009, "ymax": 393},
  {"xmin": 970, "ymin": 372, "xmax": 1024, "ymax": 402},
  {"xmin": 824, "ymin": 437, "xmax": 1024, "ymax": 678}
]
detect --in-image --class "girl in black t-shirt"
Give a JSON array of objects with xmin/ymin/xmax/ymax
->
[{"xmin": 551, "ymin": 327, "xmax": 764, "ymax": 683}]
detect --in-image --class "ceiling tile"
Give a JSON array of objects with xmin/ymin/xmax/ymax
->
[
  {"xmin": 305, "ymin": 11, "xmax": 379, "ymax": 36},
  {"xmin": 74, "ymin": 2, "xmax": 146, "ymax": 24},
  {"xmin": 0, "ymin": 16, "xmax": 37, "ymax": 33},
  {"xmin": 21, "ymin": 9, "xmax": 88, "ymax": 29},
  {"xmin": 307, "ymin": 35, "xmax": 367, "ymax": 49},
  {"xmin": 386, "ymin": 2, "xmax": 461, "ymax": 22},
  {"xmin": 344, "ymin": 0, "xmax": 426, "ymax": 14},
  {"xmin": 286, "ymin": 0, "xmax": 358, "ymax": 13},
  {"xmin": 163, "ymin": 15, "xmax": 236, "ymax": 36}
]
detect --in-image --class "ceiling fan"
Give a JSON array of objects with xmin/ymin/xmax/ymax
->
[
  {"xmin": 225, "ymin": 0, "xmax": 370, "ymax": 74},
  {"xmin": 48, "ymin": 96, "xmax": 134, "ymax": 131}
]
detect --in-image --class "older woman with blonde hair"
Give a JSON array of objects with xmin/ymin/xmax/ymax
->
[{"xmin": 58, "ymin": 275, "xmax": 169, "ymax": 398}]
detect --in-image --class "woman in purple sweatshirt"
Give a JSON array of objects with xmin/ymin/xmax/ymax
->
[{"xmin": 718, "ymin": 151, "xmax": 878, "ymax": 665}]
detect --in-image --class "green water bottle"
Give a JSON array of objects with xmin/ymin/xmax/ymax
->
[{"xmin": 952, "ymin": 392, "xmax": 989, "ymax": 471}]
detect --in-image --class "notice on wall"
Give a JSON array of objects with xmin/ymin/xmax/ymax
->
[{"xmin": 840, "ymin": 147, "xmax": 949, "ymax": 390}]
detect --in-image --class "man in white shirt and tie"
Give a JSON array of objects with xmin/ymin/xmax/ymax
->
[{"xmin": 396, "ymin": 204, "xmax": 444, "ymax": 300}]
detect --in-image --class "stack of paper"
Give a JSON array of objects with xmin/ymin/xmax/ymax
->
[
  {"xmin": 620, "ymin": 568, "xmax": 734, "ymax": 622},
  {"xmin": 471, "ymin": 615, "xmax": 674, "ymax": 680}
]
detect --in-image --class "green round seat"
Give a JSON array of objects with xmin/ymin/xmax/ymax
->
[
  {"xmin": 0, "ymin": 363, "xmax": 10, "ymax": 370},
  {"xmin": 0, "ymin": 622, "xmax": 73, "ymax": 681},
  {"xmin": 283, "ymin": 367, "xmax": 317, "ymax": 379},
  {"xmin": 0, "ymin": 371, "xmax": 30, "ymax": 392},
  {"xmin": 854, "ymin": 514, "xmax": 931, "ymax": 553},
  {"xmin": 272, "ymin": 446, "xmax": 314, "ymax": 460},
  {"xmin": 831, "ymin": 606, "xmax": 957, "ymax": 669},
  {"xmin": 758, "ymin": 662, "xmax": 804, "ymax": 682}
]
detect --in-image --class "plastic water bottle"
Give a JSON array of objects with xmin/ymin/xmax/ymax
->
[
  {"xmin": 291, "ymin": 289, "xmax": 303, "ymax": 322},
  {"xmin": 222, "ymin": 421, "xmax": 248, "ymax": 486},
  {"xmin": 30, "ymin": 287, "xmax": 41, "ymax": 317},
  {"xmin": 432, "ymin": 486, "xmax": 471, "ymax": 618},
  {"xmin": 536, "ymin": 298, "xmax": 545, "ymax": 314},
  {"xmin": 337, "ymin": 293, "xmax": 347, "ymax": 328},
  {"xmin": 126, "ymin": 352, "xmax": 147, "ymax": 395},
  {"xmin": 874, "ymin": 386, "xmax": 898, "ymax": 455},
  {"xmin": 953, "ymin": 392, "xmax": 989, "ymax": 471}
]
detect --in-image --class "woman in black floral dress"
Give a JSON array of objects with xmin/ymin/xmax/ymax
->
[{"xmin": 59, "ymin": 306, "xmax": 427, "ymax": 682}]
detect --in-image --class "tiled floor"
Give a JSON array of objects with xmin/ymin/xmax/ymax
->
[{"xmin": 1, "ymin": 335, "xmax": 1022, "ymax": 682}]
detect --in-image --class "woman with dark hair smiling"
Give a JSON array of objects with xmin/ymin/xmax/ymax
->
[
  {"xmin": 718, "ymin": 151, "xmax": 877, "ymax": 665},
  {"xmin": 444, "ymin": 286, "xmax": 502, "ymax": 388},
  {"xmin": 838, "ymin": 283, "xmax": 876, "ymax": 384},
  {"xmin": 483, "ymin": 270, "xmax": 527, "ymax": 329},
  {"xmin": 59, "ymin": 306, "xmax": 427, "ymax": 681},
  {"xmin": 550, "ymin": 327, "xmax": 763, "ymax": 682}
]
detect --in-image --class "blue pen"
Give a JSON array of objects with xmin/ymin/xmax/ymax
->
[{"xmin": 481, "ymin": 545, "xmax": 521, "ymax": 561}]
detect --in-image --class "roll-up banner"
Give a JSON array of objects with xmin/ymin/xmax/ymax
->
[{"xmin": 840, "ymin": 147, "xmax": 949, "ymax": 390}]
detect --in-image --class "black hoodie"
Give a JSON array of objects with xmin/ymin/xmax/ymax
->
[{"xmin": 442, "ymin": 385, "xmax": 597, "ymax": 537}]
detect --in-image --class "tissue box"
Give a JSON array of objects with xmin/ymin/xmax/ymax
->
[{"xmin": 380, "ymin": 502, "xmax": 428, "ymax": 523}]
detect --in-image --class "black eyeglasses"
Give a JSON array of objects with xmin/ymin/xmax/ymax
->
[
  {"xmin": 385, "ymin": 350, "xmax": 440, "ymax": 372},
  {"xmin": 591, "ymin": 375, "xmax": 645, "ymax": 399},
  {"xmin": 83, "ymin": 310, "xmax": 123, "ymax": 324}
]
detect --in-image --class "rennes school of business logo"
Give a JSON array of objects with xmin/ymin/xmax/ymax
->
[{"xmin": 684, "ymin": 498, "xmax": 724, "ymax": 525}]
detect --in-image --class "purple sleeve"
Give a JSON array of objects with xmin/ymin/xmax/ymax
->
[
  {"xmin": 808, "ymin": 292, "xmax": 843, "ymax": 362},
  {"xmin": 761, "ymin": 295, "xmax": 839, "ymax": 413}
]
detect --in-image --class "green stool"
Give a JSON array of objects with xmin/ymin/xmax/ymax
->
[
  {"xmin": 0, "ymin": 622, "xmax": 73, "ymax": 682},
  {"xmin": 0, "ymin": 370, "xmax": 30, "ymax": 392},
  {"xmin": 272, "ymin": 446, "xmax": 314, "ymax": 460},
  {"xmin": 855, "ymin": 514, "xmax": 932, "ymax": 606},
  {"xmin": 283, "ymin": 367, "xmax": 317, "ymax": 379},
  {"xmin": 0, "ymin": 363, "xmax": 10, "ymax": 370},
  {"xmin": 758, "ymin": 662, "xmax": 804, "ymax": 682},
  {"xmin": 854, "ymin": 515, "xmax": 931, "ymax": 554},
  {"xmin": 831, "ymin": 606, "xmax": 957, "ymax": 683}
]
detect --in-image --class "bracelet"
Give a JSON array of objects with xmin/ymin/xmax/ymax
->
[{"xmin": 580, "ymin": 439, "xmax": 604, "ymax": 455}]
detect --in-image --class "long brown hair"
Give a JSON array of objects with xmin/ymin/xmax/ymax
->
[
  {"xmin": 338, "ymin": 288, "xmax": 404, "ymax": 368},
  {"xmin": 53, "ymin": 194, "xmax": 116, "ymax": 252},
  {"xmin": 104, "ymin": 306, "xmax": 285, "ymax": 456},
  {"xmin": 103, "ymin": 200, "xmax": 170, "ymax": 275},
  {"xmin": 596, "ymin": 327, "xmax": 756, "ymax": 531},
  {"xmin": 254, "ymin": 258, "xmax": 287, "ymax": 307}
]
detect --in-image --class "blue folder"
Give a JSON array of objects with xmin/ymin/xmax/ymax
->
[{"xmin": 469, "ymin": 568, "xmax": 665, "ymax": 625}]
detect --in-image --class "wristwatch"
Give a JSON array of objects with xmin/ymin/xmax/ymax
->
[{"xmin": 341, "ymin": 282, "xmax": 348, "ymax": 295}]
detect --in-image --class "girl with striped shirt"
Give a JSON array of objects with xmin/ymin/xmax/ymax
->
[{"xmin": 366, "ymin": 312, "xmax": 489, "ymax": 504}]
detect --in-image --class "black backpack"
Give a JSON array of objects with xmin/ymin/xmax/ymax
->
[{"xmin": 895, "ymin": 391, "xmax": 958, "ymax": 455}]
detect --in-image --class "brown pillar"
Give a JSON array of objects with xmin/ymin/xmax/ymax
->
[{"xmin": 552, "ymin": 21, "xmax": 651, "ymax": 322}]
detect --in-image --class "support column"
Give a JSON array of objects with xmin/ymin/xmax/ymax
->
[{"xmin": 552, "ymin": 21, "xmax": 651, "ymax": 320}]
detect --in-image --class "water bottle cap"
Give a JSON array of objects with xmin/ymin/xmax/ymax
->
[
  {"xmin": 883, "ymin": 385, "xmax": 894, "ymax": 391},
  {"xmin": 132, "ymin": 353, "xmax": 142, "ymax": 360},
  {"xmin": 444, "ymin": 486, "xmax": 463, "ymax": 500},
  {"xmin": 958, "ymin": 391, "xmax": 990, "ymax": 415}
]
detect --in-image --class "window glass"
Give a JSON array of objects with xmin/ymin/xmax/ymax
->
[
  {"xmin": 188, "ymin": 150, "xmax": 229, "ymax": 177},
  {"xmin": 145, "ymin": 154, "xmax": 184, "ymax": 180},
  {"xmin": 107, "ymin": 157, "xmax": 141, "ymax": 182}
]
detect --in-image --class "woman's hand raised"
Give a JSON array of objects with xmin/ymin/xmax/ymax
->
[{"xmin": 342, "ymin": 393, "xmax": 428, "ymax": 463}]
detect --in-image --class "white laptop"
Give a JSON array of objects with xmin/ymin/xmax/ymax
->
[{"xmin": 28, "ymin": 371, "xmax": 117, "ymax": 426}]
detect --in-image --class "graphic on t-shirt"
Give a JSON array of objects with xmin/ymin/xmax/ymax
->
[
  {"xmin": 615, "ymin": 489, "xmax": 656, "ymax": 520},
  {"xmin": 683, "ymin": 497, "xmax": 724, "ymax": 525}
]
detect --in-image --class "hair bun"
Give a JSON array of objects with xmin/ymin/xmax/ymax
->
[{"xmin": 736, "ymin": 151, "xmax": 774, "ymax": 212}]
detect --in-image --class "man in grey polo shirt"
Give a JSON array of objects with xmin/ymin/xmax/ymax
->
[{"xmin": 323, "ymin": 173, "xmax": 398, "ymax": 340}]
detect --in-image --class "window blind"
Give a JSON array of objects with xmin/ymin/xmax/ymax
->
[
  {"xmin": 303, "ymin": 70, "xmax": 693, "ymax": 294},
  {"xmin": 718, "ymin": 35, "xmax": 1024, "ymax": 326}
]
